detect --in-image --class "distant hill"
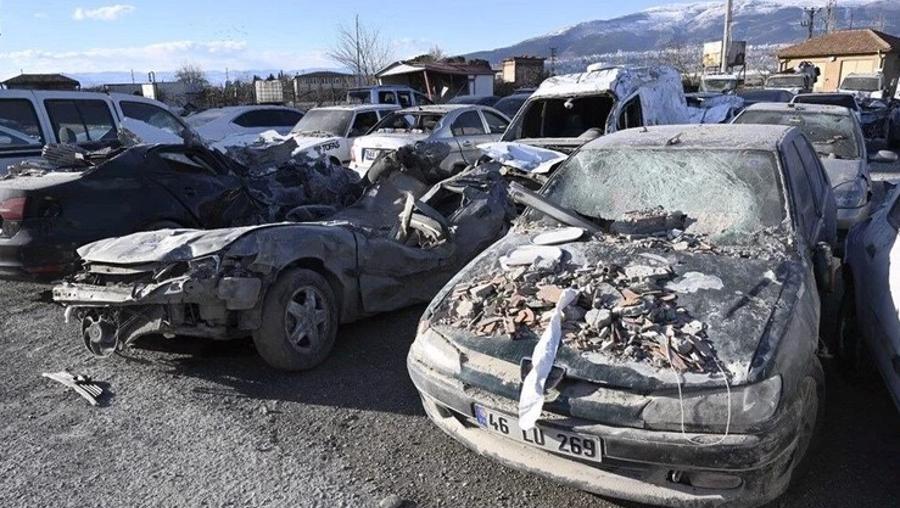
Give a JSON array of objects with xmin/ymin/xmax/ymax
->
[{"xmin": 466, "ymin": 0, "xmax": 900, "ymax": 68}]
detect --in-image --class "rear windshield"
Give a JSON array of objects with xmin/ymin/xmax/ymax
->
[
  {"xmin": 767, "ymin": 75, "xmax": 805, "ymax": 88},
  {"xmin": 840, "ymin": 77, "xmax": 880, "ymax": 92},
  {"xmin": 792, "ymin": 95, "xmax": 857, "ymax": 110},
  {"xmin": 186, "ymin": 109, "xmax": 229, "ymax": 127},
  {"xmin": 527, "ymin": 148, "xmax": 785, "ymax": 243},
  {"xmin": 735, "ymin": 110, "xmax": 861, "ymax": 160}
]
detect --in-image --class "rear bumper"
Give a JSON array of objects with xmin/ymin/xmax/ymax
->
[
  {"xmin": 0, "ymin": 224, "xmax": 79, "ymax": 279},
  {"xmin": 408, "ymin": 357, "xmax": 801, "ymax": 508}
]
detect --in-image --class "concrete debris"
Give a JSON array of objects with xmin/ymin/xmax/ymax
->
[
  {"xmin": 666, "ymin": 271, "xmax": 725, "ymax": 294},
  {"xmin": 41, "ymin": 370, "xmax": 104, "ymax": 406},
  {"xmin": 499, "ymin": 245, "xmax": 563, "ymax": 270},
  {"xmin": 440, "ymin": 257, "xmax": 723, "ymax": 374}
]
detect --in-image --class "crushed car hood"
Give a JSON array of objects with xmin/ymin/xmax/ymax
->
[
  {"xmin": 431, "ymin": 232, "xmax": 797, "ymax": 391},
  {"xmin": 820, "ymin": 158, "xmax": 865, "ymax": 187},
  {"xmin": 76, "ymin": 224, "xmax": 288, "ymax": 265}
]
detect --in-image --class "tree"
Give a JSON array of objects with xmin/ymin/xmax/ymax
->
[
  {"xmin": 328, "ymin": 16, "xmax": 394, "ymax": 85},
  {"xmin": 175, "ymin": 64, "xmax": 209, "ymax": 87}
]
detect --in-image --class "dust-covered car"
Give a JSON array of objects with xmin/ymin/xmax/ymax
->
[
  {"xmin": 409, "ymin": 125, "xmax": 837, "ymax": 508},
  {"xmin": 53, "ymin": 145, "xmax": 515, "ymax": 371},
  {"xmin": 840, "ymin": 183, "xmax": 900, "ymax": 412},
  {"xmin": 348, "ymin": 105, "xmax": 509, "ymax": 178}
]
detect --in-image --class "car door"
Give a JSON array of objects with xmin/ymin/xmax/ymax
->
[
  {"xmin": 143, "ymin": 147, "xmax": 252, "ymax": 228},
  {"xmin": 0, "ymin": 91, "xmax": 49, "ymax": 172},
  {"xmin": 794, "ymin": 137, "xmax": 837, "ymax": 247},
  {"xmin": 448, "ymin": 110, "xmax": 489, "ymax": 170}
]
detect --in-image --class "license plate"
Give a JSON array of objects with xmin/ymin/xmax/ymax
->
[
  {"xmin": 363, "ymin": 148, "xmax": 381, "ymax": 161},
  {"xmin": 473, "ymin": 405, "xmax": 602, "ymax": 462}
]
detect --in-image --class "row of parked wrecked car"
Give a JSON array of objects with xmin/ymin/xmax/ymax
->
[{"xmin": 3, "ymin": 63, "xmax": 900, "ymax": 507}]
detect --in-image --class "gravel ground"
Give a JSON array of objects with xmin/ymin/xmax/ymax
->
[
  {"xmin": 1, "ymin": 278, "xmax": 899, "ymax": 508},
  {"xmin": 1, "ymin": 155, "xmax": 900, "ymax": 508}
]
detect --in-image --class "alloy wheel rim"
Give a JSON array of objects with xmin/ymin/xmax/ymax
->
[{"xmin": 283, "ymin": 285, "xmax": 329, "ymax": 353}]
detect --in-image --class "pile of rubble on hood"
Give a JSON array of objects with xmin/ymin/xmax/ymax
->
[{"xmin": 441, "ymin": 254, "xmax": 720, "ymax": 373}]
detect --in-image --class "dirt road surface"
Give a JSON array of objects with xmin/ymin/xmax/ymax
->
[{"xmin": 1, "ymin": 276, "xmax": 899, "ymax": 507}]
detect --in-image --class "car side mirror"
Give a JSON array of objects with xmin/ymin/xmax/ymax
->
[
  {"xmin": 870, "ymin": 150, "xmax": 899, "ymax": 163},
  {"xmin": 813, "ymin": 242, "xmax": 838, "ymax": 293}
]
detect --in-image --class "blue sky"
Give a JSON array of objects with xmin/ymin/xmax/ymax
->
[{"xmin": 0, "ymin": 0, "xmax": 678, "ymax": 78}]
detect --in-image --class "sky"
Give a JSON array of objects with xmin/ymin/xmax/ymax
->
[{"xmin": 0, "ymin": 0, "xmax": 681, "ymax": 79}]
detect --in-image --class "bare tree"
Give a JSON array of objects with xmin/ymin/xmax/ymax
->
[
  {"xmin": 328, "ymin": 16, "xmax": 394, "ymax": 85},
  {"xmin": 175, "ymin": 64, "xmax": 209, "ymax": 87}
]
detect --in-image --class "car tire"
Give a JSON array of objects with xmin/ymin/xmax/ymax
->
[
  {"xmin": 252, "ymin": 268, "xmax": 338, "ymax": 371},
  {"xmin": 786, "ymin": 359, "xmax": 826, "ymax": 487}
]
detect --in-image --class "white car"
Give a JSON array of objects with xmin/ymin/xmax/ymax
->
[
  {"xmin": 285, "ymin": 104, "xmax": 399, "ymax": 165},
  {"xmin": 349, "ymin": 104, "xmax": 509, "ymax": 178},
  {"xmin": 186, "ymin": 105, "xmax": 305, "ymax": 147},
  {"xmin": 842, "ymin": 183, "xmax": 900, "ymax": 412}
]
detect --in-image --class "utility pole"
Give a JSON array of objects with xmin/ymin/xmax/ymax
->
[
  {"xmin": 355, "ymin": 14, "xmax": 362, "ymax": 86},
  {"xmin": 801, "ymin": 7, "xmax": 819, "ymax": 39},
  {"xmin": 720, "ymin": 0, "xmax": 733, "ymax": 73}
]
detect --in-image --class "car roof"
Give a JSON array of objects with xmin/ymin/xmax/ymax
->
[
  {"xmin": 793, "ymin": 92, "xmax": 855, "ymax": 98},
  {"xmin": 743, "ymin": 102, "xmax": 853, "ymax": 115},
  {"xmin": 397, "ymin": 104, "xmax": 472, "ymax": 114},
  {"xmin": 583, "ymin": 124, "xmax": 793, "ymax": 151},
  {"xmin": 315, "ymin": 104, "xmax": 400, "ymax": 112},
  {"xmin": 202, "ymin": 105, "xmax": 298, "ymax": 113}
]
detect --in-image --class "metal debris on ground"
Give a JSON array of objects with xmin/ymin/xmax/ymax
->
[
  {"xmin": 41, "ymin": 370, "xmax": 104, "ymax": 406},
  {"xmin": 440, "ymin": 244, "xmax": 723, "ymax": 374}
]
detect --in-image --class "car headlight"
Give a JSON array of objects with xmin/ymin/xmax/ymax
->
[
  {"xmin": 409, "ymin": 326, "xmax": 462, "ymax": 376},
  {"xmin": 834, "ymin": 177, "xmax": 868, "ymax": 208},
  {"xmin": 642, "ymin": 375, "xmax": 782, "ymax": 433}
]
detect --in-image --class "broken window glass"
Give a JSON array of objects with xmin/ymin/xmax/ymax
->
[
  {"xmin": 734, "ymin": 110, "xmax": 861, "ymax": 160},
  {"xmin": 506, "ymin": 95, "xmax": 614, "ymax": 140},
  {"xmin": 349, "ymin": 111, "xmax": 378, "ymax": 137},
  {"xmin": 528, "ymin": 148, "xmax": 786, "ymax": 242},
  {"xmin": 0, "ymin": 99, "xmax": 44, "ymax": 148}
]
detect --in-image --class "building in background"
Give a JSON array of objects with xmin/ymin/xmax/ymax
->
[
  {"xmin": 376, "ymin": 59, "xmax": 495, "ymax": 101},
  {"xmin": 253, "ymin": 78, "xmax": 284, "ymax": 104},
  {"xmin": 777, "ymin": 29, "xmax": 900, "ymax": 92},
  {"xmin": 293, "ymin": 71, "xmax": 355, "ymax": 103},
  {"xmin": 2, "ymin": 73, "xmax": 80, "ymax": 91},
  {"xmin": 501, "ymin": 56, "xmax": 546, "ymax": 87}
]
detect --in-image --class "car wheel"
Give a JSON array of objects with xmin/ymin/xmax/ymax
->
[
  {"xmin": 253, "ymin": 268, "xmax": 338, "ymax": 371},
  {"xmin": 787, "ymin": 360, "xmax": 825, "ymax": 486}
]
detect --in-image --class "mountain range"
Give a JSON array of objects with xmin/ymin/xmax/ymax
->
[{"xmin": 466, "ymin": 0, "xmax": 900, "ymax": 66}]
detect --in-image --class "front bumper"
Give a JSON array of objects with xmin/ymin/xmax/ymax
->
[{"xmin": 409, "ymin": 357, "xmax": 802, "ymax": 508}]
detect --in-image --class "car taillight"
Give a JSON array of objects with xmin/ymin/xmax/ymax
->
[{"xmin": 0, "ymin": 197, "xmax": 26, "ymax": 221}]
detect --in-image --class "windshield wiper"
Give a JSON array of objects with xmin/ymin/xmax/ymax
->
[{"xmin": 508, "ymin": 182, "xmax": 602, "ymax": 233}]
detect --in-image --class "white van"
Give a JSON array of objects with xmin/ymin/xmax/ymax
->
[{"xmin": 0, "ymin": 90, "xmax": 190, "ymax": 173}]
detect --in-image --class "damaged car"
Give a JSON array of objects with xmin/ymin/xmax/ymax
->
[
  {"xmin": 409, "ymin": 124, "xmax": 837, "ymax": 507},
  {"xmin": 53, "ymin": 144, "xmax": 516, "ymax": 371},
  {"xmin": 349, "ymin": 104, "xmax": 509, "ymax": 178},
  {"xmin": 0, "ymin": 137, "xmax": 360, "ymax": 279}
]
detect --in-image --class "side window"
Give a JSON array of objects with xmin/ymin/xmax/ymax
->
[
  {"xmin": 349, "ymin": 111, "xmax": 378, "ymax": 137},
  {"xmin": 0, "ymin": 99, "xmax": 44, "ymax": 149},
  {"xmin": 415, "ymin": 92, "xmax": 433, "ymax": 105},
  {"xmin": 794, "ymin": 139, "xmax": 827, "ymax": 215},
  {"xmin": 451, "ymin": 111, "xmax": 486, "ymax": 136},
  {"xmin": 45, "ymin": 99, "xmax": 116, "ymax": 143},
  {"xmin": 397, "ymin": 92, "xmax": 412, "ymax": 108},
  {"xmin": 616, "ymin": 95, "xmax": 644, "ymax": 130},
  {"xmin": 483, "ymin": 111, "xmax": 509, "ymax": 135},
  {"xmin": 278, "ymin": 110, "xmax": 304, "ymax": 127},
  {"xmin": 378, "ymin": 91, "xmax": 398, "ymax": 104},
  {"xmin": 783, "ymin": 142, "xmax": 816, "ymax": 241},
  {"xmin": 120, "ymin": 101, "xmax": 184, "ymax": 136}
]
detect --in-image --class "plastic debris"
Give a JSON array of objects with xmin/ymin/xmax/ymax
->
[
  {"xmin": 532, "ymin": 227, "xmax": 585, "ymax": 246},
  {"xmin": 41, "ymin": 370, "xmax": 103, "ymax": 406}
]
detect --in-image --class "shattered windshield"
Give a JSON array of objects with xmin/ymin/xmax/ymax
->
[
  {"xmin": 185, "ymin": 109, "xmax": 228, "ymax": 127},
  {"xmin": 525, "ymin": 148, "xmax": 786, "ymax": 243},
  {"xmin": 841, "ymin": 77, "xmax": 880, "ymax": 92},
  {"xmin": 504, "ymin": 95, "xmax": 614, "ymax": 141},
  {"xmin": 290, "ymin": 109, "xmax": 352, "ymax": 137},
  {"xmin": 767, "ymin": 76, "xmax": 805, "ymax": 88},
  {"xmin": 734, "ymin": 110, "xmax": 861, "ymax": 160},
  {"xmin": 373, "ymin": 112, "xmax": 443, "ymax": 134}
]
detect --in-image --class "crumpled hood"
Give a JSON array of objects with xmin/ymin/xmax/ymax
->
[
  {"xmin": 431, "ymin": 232, "xmax": 798, "ymax": 390},
  {"xmin": 820, "ymin": 157, "xmax": 865, "ymax": 187},
  {"xmin": 76, "ymin": 224, "xmax": 288, "ymax": 265},
  {"xmin": 355, "ymin": 133, "xmax": 429, "ymax": 151}
]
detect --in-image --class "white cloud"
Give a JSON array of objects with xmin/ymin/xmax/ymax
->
[
  {"xmin": 0, "ymin": 40, "xmax": 335, "ymax": 79},
  {"xmin": 33, "ymin": 12, "xmax": 48, "ymax": 19},
  {"xmin": 72, "ymin": 4, "xmax": 136, "ymax": 21}
]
